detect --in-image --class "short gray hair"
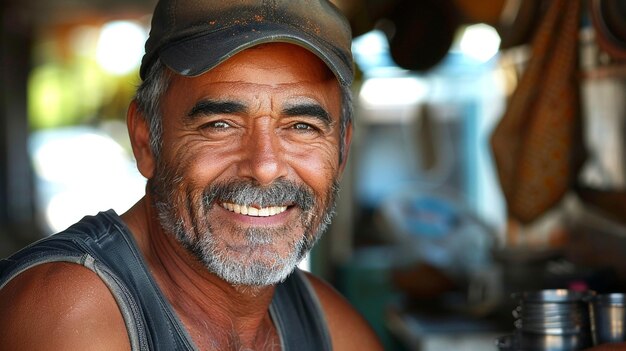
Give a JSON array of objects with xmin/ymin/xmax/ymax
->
[{"xmin": 134, "ymin": 59, "xmax": 353, "ymax": 163}]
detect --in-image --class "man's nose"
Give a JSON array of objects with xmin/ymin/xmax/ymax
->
[{"xmin": 237, "ymin": 128, "xmax": 287, "ymax": 185}]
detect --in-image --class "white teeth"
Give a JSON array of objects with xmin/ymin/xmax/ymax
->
[{"xmin": 221, "ymin": 203, "xmax": 288, "ymax": 217}]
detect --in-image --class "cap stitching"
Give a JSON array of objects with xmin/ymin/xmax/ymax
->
[{"xmin": 169, "ymin": 0, "xmax": 177, "ymax": 30}]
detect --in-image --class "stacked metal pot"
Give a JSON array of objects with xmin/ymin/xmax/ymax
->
[{"xmin": 496, "ymin": 289, "xmax": 626, "ymax": 351}]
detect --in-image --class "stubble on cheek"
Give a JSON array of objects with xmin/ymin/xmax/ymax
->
[{"xmin": 150, "ymin": 157, "xmax": 206, "ymax": 250}]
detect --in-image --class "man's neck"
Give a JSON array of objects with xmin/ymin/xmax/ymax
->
[{"xmin": 121, "ymin": 197, "xmax": 280, "ymax": 350}]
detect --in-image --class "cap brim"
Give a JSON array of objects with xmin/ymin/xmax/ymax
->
[{"xmin": 158, "ymin": 22, "xmax": 353, "ymax": 87}]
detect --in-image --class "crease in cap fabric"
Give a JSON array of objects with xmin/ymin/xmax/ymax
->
[{"xmin": 140, "ymin": 0, "xmax": 354, "ymax": 87}]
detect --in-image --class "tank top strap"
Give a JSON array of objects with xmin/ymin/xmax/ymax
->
[{"xmin": 270, "ymin": 269, "xmax": 332, "ymax": 351}]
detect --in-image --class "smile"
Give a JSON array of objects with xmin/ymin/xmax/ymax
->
[{"xmin": 221, "ymin": 203, "xmax": 288, "ymax": 217}]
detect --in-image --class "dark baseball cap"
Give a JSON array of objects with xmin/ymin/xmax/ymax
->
[{"xmin": 140, "ymin": 0, "xmax": 354, "ymax": 87}]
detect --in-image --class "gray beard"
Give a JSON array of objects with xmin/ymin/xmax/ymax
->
[{"xmin": 150, "ymin": 170, "xmax": 339, "ymax": 287}]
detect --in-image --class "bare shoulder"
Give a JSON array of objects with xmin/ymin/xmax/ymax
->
[
  {"xmin": 303, "ymin": 271, "xmax": 384, "ymax": 351},
  {"xmin": 0, "ymin": 262, "xmax": 130, "ymax": 350}
]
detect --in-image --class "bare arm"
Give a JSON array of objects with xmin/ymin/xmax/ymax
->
[
  {"xmin": 304, "ymin": 272, "xmax": 384, "ymax": 351},
  {"xmin": 0, "ymin": 262, "xmax": 131, "ymax": 351}
]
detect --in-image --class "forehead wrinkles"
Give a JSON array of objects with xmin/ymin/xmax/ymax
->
[
  {"xmin": 163, "ymin": 62, "xmax": 342, "ymax": 123},
  {"xmin": 189, "ymin": 80, "xmax": 338, "ymax": 116}
]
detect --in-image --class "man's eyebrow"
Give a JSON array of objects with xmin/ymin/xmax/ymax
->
[
  {"xmin": 186, "ymin": 100, "xmax": 247, "ymax": 119},
  {"xmin": 282, "ymin": 103, "xmax": 332, "ymax": 126}
]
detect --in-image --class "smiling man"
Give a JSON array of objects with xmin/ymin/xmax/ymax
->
[{"xmin": 0, "ymin": 1, "xmax": 383, "ymax": 350}]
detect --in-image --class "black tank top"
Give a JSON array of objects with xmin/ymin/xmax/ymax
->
[{"xmin": 0, "ymin": 210, "xmax": 332, "ymax": 350}]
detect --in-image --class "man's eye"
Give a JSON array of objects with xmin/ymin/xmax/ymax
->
[
  {"xmin": 293, "ymin": 123, "xmax": 314, "ymax": 131},
  {"xmin": 204, "ymin": 121, "xmax": 231, "ymax": 129}
]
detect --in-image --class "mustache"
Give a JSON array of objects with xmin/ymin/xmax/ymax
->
[{"xmin": 203, "ymin": 178, "xmax": 316, "ymax": 211}]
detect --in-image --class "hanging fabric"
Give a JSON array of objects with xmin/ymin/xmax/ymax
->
[{"xmin": 490, "ymin": 0, "xmax": 585, "ymax": 223}]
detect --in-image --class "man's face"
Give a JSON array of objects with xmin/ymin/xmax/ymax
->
[{"xmin": 149, "ymin": 43, "xmax": 346, "ymax": 286}]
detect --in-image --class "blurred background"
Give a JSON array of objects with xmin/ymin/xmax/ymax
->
[{"xmin": 2, "ymin": 0, "xmax": 626, "ymax": 350}]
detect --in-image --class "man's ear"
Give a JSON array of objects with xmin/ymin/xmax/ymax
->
[
  {"xmin": 127, "ymin": 100, "xmax": 155, "ymax": 179},
  {"xmin": 338, "ymin": 121, "xmax": 353, "ymax": 177}
]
